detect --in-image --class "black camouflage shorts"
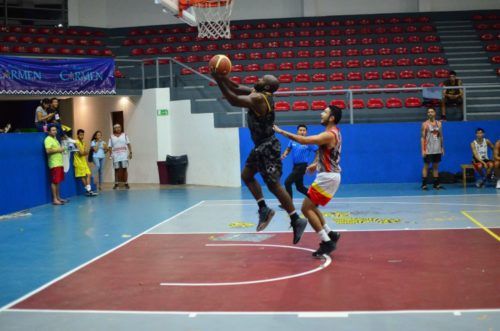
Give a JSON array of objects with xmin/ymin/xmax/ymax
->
[{"xmin": 245, "ymin": 136, "xmax": 282, "ymax": 185}]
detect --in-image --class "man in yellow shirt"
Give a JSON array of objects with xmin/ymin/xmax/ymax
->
[
  {"xmin": 74, "ymin": 129, "xmax": 98, "ymax": 196},
  {"xmin": 44, "ymin": 125, "xmax": 66, "ymax": 205}
]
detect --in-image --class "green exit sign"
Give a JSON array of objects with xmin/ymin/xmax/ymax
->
[{"xmin": 157, "ymin": 109, "xmax": 168, "ymax": 116}]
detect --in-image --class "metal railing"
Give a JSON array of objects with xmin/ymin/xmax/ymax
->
[{"xmin": 116, "ymin": 56, "xmax": 500, "ymax": 125}]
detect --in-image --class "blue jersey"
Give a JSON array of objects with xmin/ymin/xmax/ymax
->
[{"xmin": 287, "ymin": 140, "xmax": 318, "ymax": 164}]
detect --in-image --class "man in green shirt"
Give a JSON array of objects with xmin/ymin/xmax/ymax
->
[{"xmin": 44, "ymin": 125, "xmax": 66, "ymax": 205}]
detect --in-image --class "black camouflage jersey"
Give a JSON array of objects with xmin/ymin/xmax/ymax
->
[{"xmin": 247, "ymin": 92, "xmax": 275, "ymax": 145}]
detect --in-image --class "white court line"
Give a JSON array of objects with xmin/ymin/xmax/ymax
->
[
  {"xmin": 0, "ymin": 201, "xmax": 205, "ymax": 312},
  {"xmin": 6, "ymin": 308, "xmax": 500, "ymax": 316},
  {"xmin": 160, "ymin": 244, "xmax": 331, "ymax": 287}
]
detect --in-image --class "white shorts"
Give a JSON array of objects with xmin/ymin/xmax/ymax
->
[
  {"xmin": 113, "ymin": 160, "xmax": 129, "ymax": 169},
  {"xmin": 307, "ymin": 172, "xmax": 341, "ymax": 206}
]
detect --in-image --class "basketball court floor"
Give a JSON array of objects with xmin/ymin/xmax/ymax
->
[{"xmin": 0, "ymin": 184, "xmax": 499, "ymax": 330}]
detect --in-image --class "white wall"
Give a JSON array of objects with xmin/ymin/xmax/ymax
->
[
  {"xmin": 304, "ymin": 0, "xmax": 418, "ymax": 17},
  {"xmin": 68, "ymin": 0, "xmax": 107, "ymax": 27},
  {"xmin": 72, "ymin": 89, "xmax": 241, "ymax": 187},
  {"xmin": 168, "ymin": 100, "xmax": 241, "ymax": 187},
  {"xmin": 418, "ymin": 0, "xmax": 500, "ymax": 12}
]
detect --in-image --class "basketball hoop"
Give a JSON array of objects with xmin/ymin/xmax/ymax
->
[{"xmin": 180, "ymin": 0, "xmax": 234, "ymax": 39}]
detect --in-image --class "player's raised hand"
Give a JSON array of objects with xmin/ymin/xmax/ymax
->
[{"xmin": 273, "ymin": 125, "xmax": 283, "ymax": 134}]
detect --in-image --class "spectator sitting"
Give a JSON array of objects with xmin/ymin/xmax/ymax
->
[
  {"xmin": 440, "ymin": 70, "xmax": 463, "ymax": 121},
  {"xmin": 34, "ymin": 98, "xmax": 54, "ymax": 132},
  {"xmin": 470, "ymin": 128, "xmax": 495, "ymax": 188}
]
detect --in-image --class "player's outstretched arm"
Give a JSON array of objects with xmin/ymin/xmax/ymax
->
[
  {"xmin": 274, "ymin": 125, "xmax": 334, "ymax": 146},
  {"xmin": 211, "ymin": 69, "xmax": 252, "ymax": 96}
]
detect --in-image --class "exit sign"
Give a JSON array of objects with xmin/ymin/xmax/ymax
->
[{"xmin": 157, "ymin": 109, "xmax": 168, "ymax": 116}]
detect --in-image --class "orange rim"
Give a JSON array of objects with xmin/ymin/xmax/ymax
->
[{"xmin": 179, "ymin": 0, "xmax": 231, "ymax": 9}]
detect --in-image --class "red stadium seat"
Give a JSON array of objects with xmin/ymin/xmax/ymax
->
[
  {"xmin": 359, "ymin": 27, "xmax": 372, "ymax": 34},
  {"xmin": 284, "ymin": 31, "xmax": 296, "ymax": 38},
  {"xmin": 253, "ymin": 32, "xmax": 265, "ymax": 39},
  {"xmin": 276, "ymin": 87, "xmax": 291, "ymax": 97},
  {"xmin": 297, "ymin": 50, "xmax": 310, "ymax": 58},
  {"xmin": 405, "ymin": 97, "xmax": 422, "ymax": 107},
  {"xmin": 389, "ymin": 26, "xmax": 403, "ymax": 33},
  {"xmin": 365, "ymin": 71, "xmax": 380, "ymax": 80},
  {"xmin": 313, "ymin": 61, "xmax": 327, "ymax": 69},
  {"xmin": 330, "ymin": 39, "xmax": 342, "ymax": 46},
  {"xmin": 396, "ymin": 58, "xmax": 411, "ymax": 66},
  {"xmin": 20, "ymin": 36, "xmax": 33, "ymax": 43},
  {"xmin": 284, "ymin": 40, "xmax": 295, "ymax": 48},
  {"xmin": 314, "ymin": 50, "xmax": 327, "ymax": 57},
  {"xmin": 313, "ymin": 86, "xmax": 329, "ymax": 95},
  {"xmin": 367, "ymin": 98, "xmax": 384, "ymax": 109},
  {"xmin": 417, "ymin": 69, "xmax": 433, "ymax": 79},
  {"xmin": 295, "ymin": 74, "xmax": 311, "ymax": 82},
  {"xmin": 243, "ymin": 76, "xmax": 259, "ymax": 84},
  {"xmin": 293, "ymin": 86, "xmax": 309, "ymax": 97},
  {"xmin": 314, "ymin": 39, "xmax": 326, "ymax": 47},
  {"xmin": 231, "ymin": 64, "xmax": 243, "ymax": 72},
  {"xmin": 345, "ymin": 38, "xmax": 357, "ymax": 45},
  {"xmin": 361, "ymin": 37, "xmax": 373, "ymax": 45},
  {"xmin": 73, "ymin": 48, "xmax": 86, "ymax": 55},
  {"xmin": 311, "ymin": 100, "xmax": 328, "ymax": 110},
  {"xmin": 264, "ymin": 51, "xmax": 278, "ymax": 59},
  {"xmin": 281, "ymin": 50, "xmax": 294, "ymax": 58},
  {"xmin": 292, "ymin": 101, "xmax": 309, "ymax": 111},
  {"xmin": 296, "ymin": 61, "xmax": 310, "ymax": 70},
  {"xmin": 4, "ymin": 35, "xmax": 18, "ymax": 42},
  {"xmin": 312, "ymin": 73, "xmax": 328, "ymax": 82},
  {"xmin": 347, "ymin": 72, "xmax": 362, "ymax": 81},
  {"xmin": 330, "ymin": 85, "xmax": 344, "ymax": 95},
  {"xmin": 252, "ymin": 41, "xmax": 264, "ymax": 49},
  {"xmin": 275, "ymin": 101, "xmax": 290, "ymax": 111},
  {"xmin": 386, "ymin": 97, "xmax": 403, "ymax": 108},
  {"xmin": 298, "ymin": 40, "xmax": 311, "ymax": 47},
  {"xmin": 159, "ymin": 46, "xmax": 173, "ymax": 54},
  {"xmin": 165, "ymin": 36, "xmax": 177, "ymax": 43},
  {"xmin": 399, "ymin": 70, "xmax": 415, "ymax": 79},
  {"xmin": 172, "ymin": 56, "xmax": 184, "ymax": 63},
  {"xmin": 0, "ymin": 45, "xmax": 10, "ymax": 53},
  {"xmin": 359, "ymin": 18, "xmax": 371, "ymax": 25},
  {"xmin": 230, "ymin": 76, "xmax": 242, "ymax": 84},
  {"xmin": 420, "ymin": 25, "xmax": 435, "ymax": 32},
  {"xmin": 87, "ymin": 48, "xmax": 102, "ymax": 56},
  {"xmin": 206, "ymin": 43, "xmax": 218, "ymax": 51},
  {"xmin": 262, "ymin": 63, "xmax": 277, "ymax": 71},
  {"xmin": 236, "ymin": 42, "xmax": 248, "ymax": 49},
  {"xmin": 330, "ymin": 100, "xmax": 346, "ymax": 109},
  {"xmin": 279, "ymin": 62, "xmax": 294, "ymax": 70},
  {"xmin": 244, "ymin": 64, "xmax": 260, "ymax": 72},
  {"xmin": 28, "ymin": 46, "xmax": 42, "ymax": 54},
  {"xmin": 329, "ymin": 60, "xmax": 343, "ymax": 68},
  {"xmin": 407, "ymin": 35, "xmax": 420, "ymax": 43},
  {"xmin": 249, "ymin": 52, "xmax": 262, "ymax": 60},
  {"xmin": 486, "ymin": 44, "xmax": 499, "ymax": 52},
  {"xmin": 362, "ymin": 48, "xmax": 375, "ymax": 56},
  {"xmin": 380, "ymin": 59, "xmax": 395, "ymax": 67},
  {"xmin": 431, "ymin": 57, "xmax": 447, "ymax": 65},
  {"xmin": 349, "ymin": 85, "xmax": 362, "ymax": 94},
  {"xmin": 180, "ymin": 36, "xmax": 192, "ymax": 43},
  {"xmin": 492, "ymin": 55, "xmax": 500, "ymax": 64},
  {"xmin": 374, "ymin": 26, "xmax": 386, "ymax": 34},
  {"xmin": 366, "ymin": 84, "xmax": 381, "ymax": 94},
  {"xmin": 384, "ymin": 83, "xmax": 400, "ymax": 93},
  {"xmin": 278, "ymin": 74, "xmax": 293, "ymax": 83},
  {"xmin": 421, "ymin": 83, "xmax": 435, "ymax": 88},
  {"xmin": 402, "ymin": 83, "xmax": 417, "ymax": 92},
  {"xmin": 353, "ymin": 99, "xmax": 365, "ymax": 109},
  {"xmin": 346, "ymin": 49, "xmax": 359, "ymax": 56},
  {"xmin": 256, "ymin": 23, "xmax": 268, "ymax": 29},
  {"xmin": 427, "ymin": 45, "xmax": 441, "ymax": 53},
  {"xmin": 114, "ymin": 69, "xmax": 124, "ymax": 78},
  {"xmin": 382, "ymin": 71, "xmax": 397, "ymax": 80},
  {"xmin": 414, "ymin": 57, "xmax": 429, "ymax": 66},
  {"xmin": 191, "ymin": 45, "xmax": 203, "ymax": 52},
  {"xmin": 176, "ymin": 45, "xmax": 188, "ymax": 52},
  {"xmin": 363, "ymin": 59, "xmax": 377, "ymax": 67},
  {"xmin": 376, "ymin": 37, "xmax": 389, "ymax": 44},
  {"xmin": 345, "ymin": 28, "xmax": 356, "ymax": 35},
  {"xmin": 271, "ymin": 22, "xmax": 282, "ymax": 29},
  {"xmin": 198, "ymin": 66, "xmax": 210, "ymax": 74},
  {"xmin": 146, "ymin": 47, "xmax": 159, "ymax": 55},
  {"xmin": 44, "ymin": 47, "xmax": 57, "ymax": 54},
  {"xmin": 411, "ymin": 46, "xmax": 424, "ymax": 54},
  {"xmin": 394, "ymin": 47, "xmax": 408, "ymax": 55},
  {"xmin": 330, "ymin": 73, "xmax": 345, "ymax": 81},
  {"xmin": 378, "ymin": 48, "xmax": 391, "ymax": 55},
  {"xmin": 143, "ymin": 59, "xmax": 155, "ymax": 66},
  {"xmin": 346, "ymin": 59, "xmax": 361, "ymax": 68},
  {"xmin": 131, "ymin": 48, "xmax": 144, "ymax": 56},
  {"xmin": 393, "ymin": 36, "xmax": 405, "ymax": 44},
  {"xmin": 424, "ymin": 35, "xmax": 439, "ymax": 42},
  {"xmin": 122, "ymin": 39, "xmax": 134, "ymax": 46},
  {"xmin": 233, "ymin": 53, "xmax": 247, "ymax": 60},
  {"xmin": 330, "ymin": 49, "xmax": 342, "ymax": 57},
  {"xmin": 435, "ymin": 69, "xmax": 450, "ymax": 79},
  {"xmin": 267, "ymin": 41, "xmax": 280, "ymax": 48}
]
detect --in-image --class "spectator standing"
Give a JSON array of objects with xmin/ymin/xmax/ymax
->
[
  {"xmin": 90, "ymin": 131, "xmax": 107, "ymax": 191},
  {"xmin": 44, "ymin": 125, "xmax": 66, "ymax": 205},
  {"xmin": 34, "ymin": 98, "xmax": 54, "ymax": 132},
  {"xmin": 74, "ymin": 129, "xmax": 98, "ymax": 196},
  {"xmin": 108, "ymin": 124, "xmax": 132, "ymax": 190}
]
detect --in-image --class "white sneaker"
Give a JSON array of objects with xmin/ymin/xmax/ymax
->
[{"xmin": 496, "ymin": 179, "xmax": 500, "ymax": 189}]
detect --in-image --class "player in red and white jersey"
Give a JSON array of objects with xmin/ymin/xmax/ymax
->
[{"xmin": 274, "ymin": 105, "xmax": 342, "ymax": 258}]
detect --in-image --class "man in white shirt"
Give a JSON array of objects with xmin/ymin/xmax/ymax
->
[{"xmin": 108, "ymin": 124, "xmax": 132, "ymax": 189}]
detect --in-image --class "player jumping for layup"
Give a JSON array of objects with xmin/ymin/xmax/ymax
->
[{"xmin": 211, "ymin": 71, "xmax": 307, "ymax": 244}]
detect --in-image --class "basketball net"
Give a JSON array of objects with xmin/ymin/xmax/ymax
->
[{"xmin": 180, "ymin": 0, "xmax": 234, "ymax": 39}]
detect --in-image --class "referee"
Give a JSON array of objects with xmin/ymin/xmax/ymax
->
[{"xmin": 281, "ymin": 124, "xmax": 318, "ymax": 200}]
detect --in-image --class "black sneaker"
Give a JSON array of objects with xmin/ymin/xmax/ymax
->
[
  {"xmin": 433, "ymin": 184, "xmax": 445, "ymax": 190},
  {"xmin": 256, "ymin": 207, "xmax": 275, "ymax": 232},
  {"xmin": 421, "ymin": 184, "xmax": 428, "ymax": 190},
  {"xmin": 328, "ymin": 231, "xmax": 341, "ymax": 243},
  {"xmin": 113, "ymin": 184, "xmax": 118, "ymax": 190},
  {"xmin": 291, "ymin": 217, "xmax": 307, "ymax": 244},
  {"xmin": 312, "ymin": 240, "xmax": 336, "ymax": 258},
  {"xmin": 124, "ymin": 183, "xmax": 130, "ymax": 189}
]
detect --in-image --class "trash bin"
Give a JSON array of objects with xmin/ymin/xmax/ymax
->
[
  {"xmin": 166, "ymin": 155, "xmax": 188, "ymax": 184},
  {"xmin": 157, "ymin": 161, "xmax": 169, "ymax": 184}
]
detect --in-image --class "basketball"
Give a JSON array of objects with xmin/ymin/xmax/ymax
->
[{"xmin": 209, "ymin": 54, "xmax": 232, "ymax": 75}]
